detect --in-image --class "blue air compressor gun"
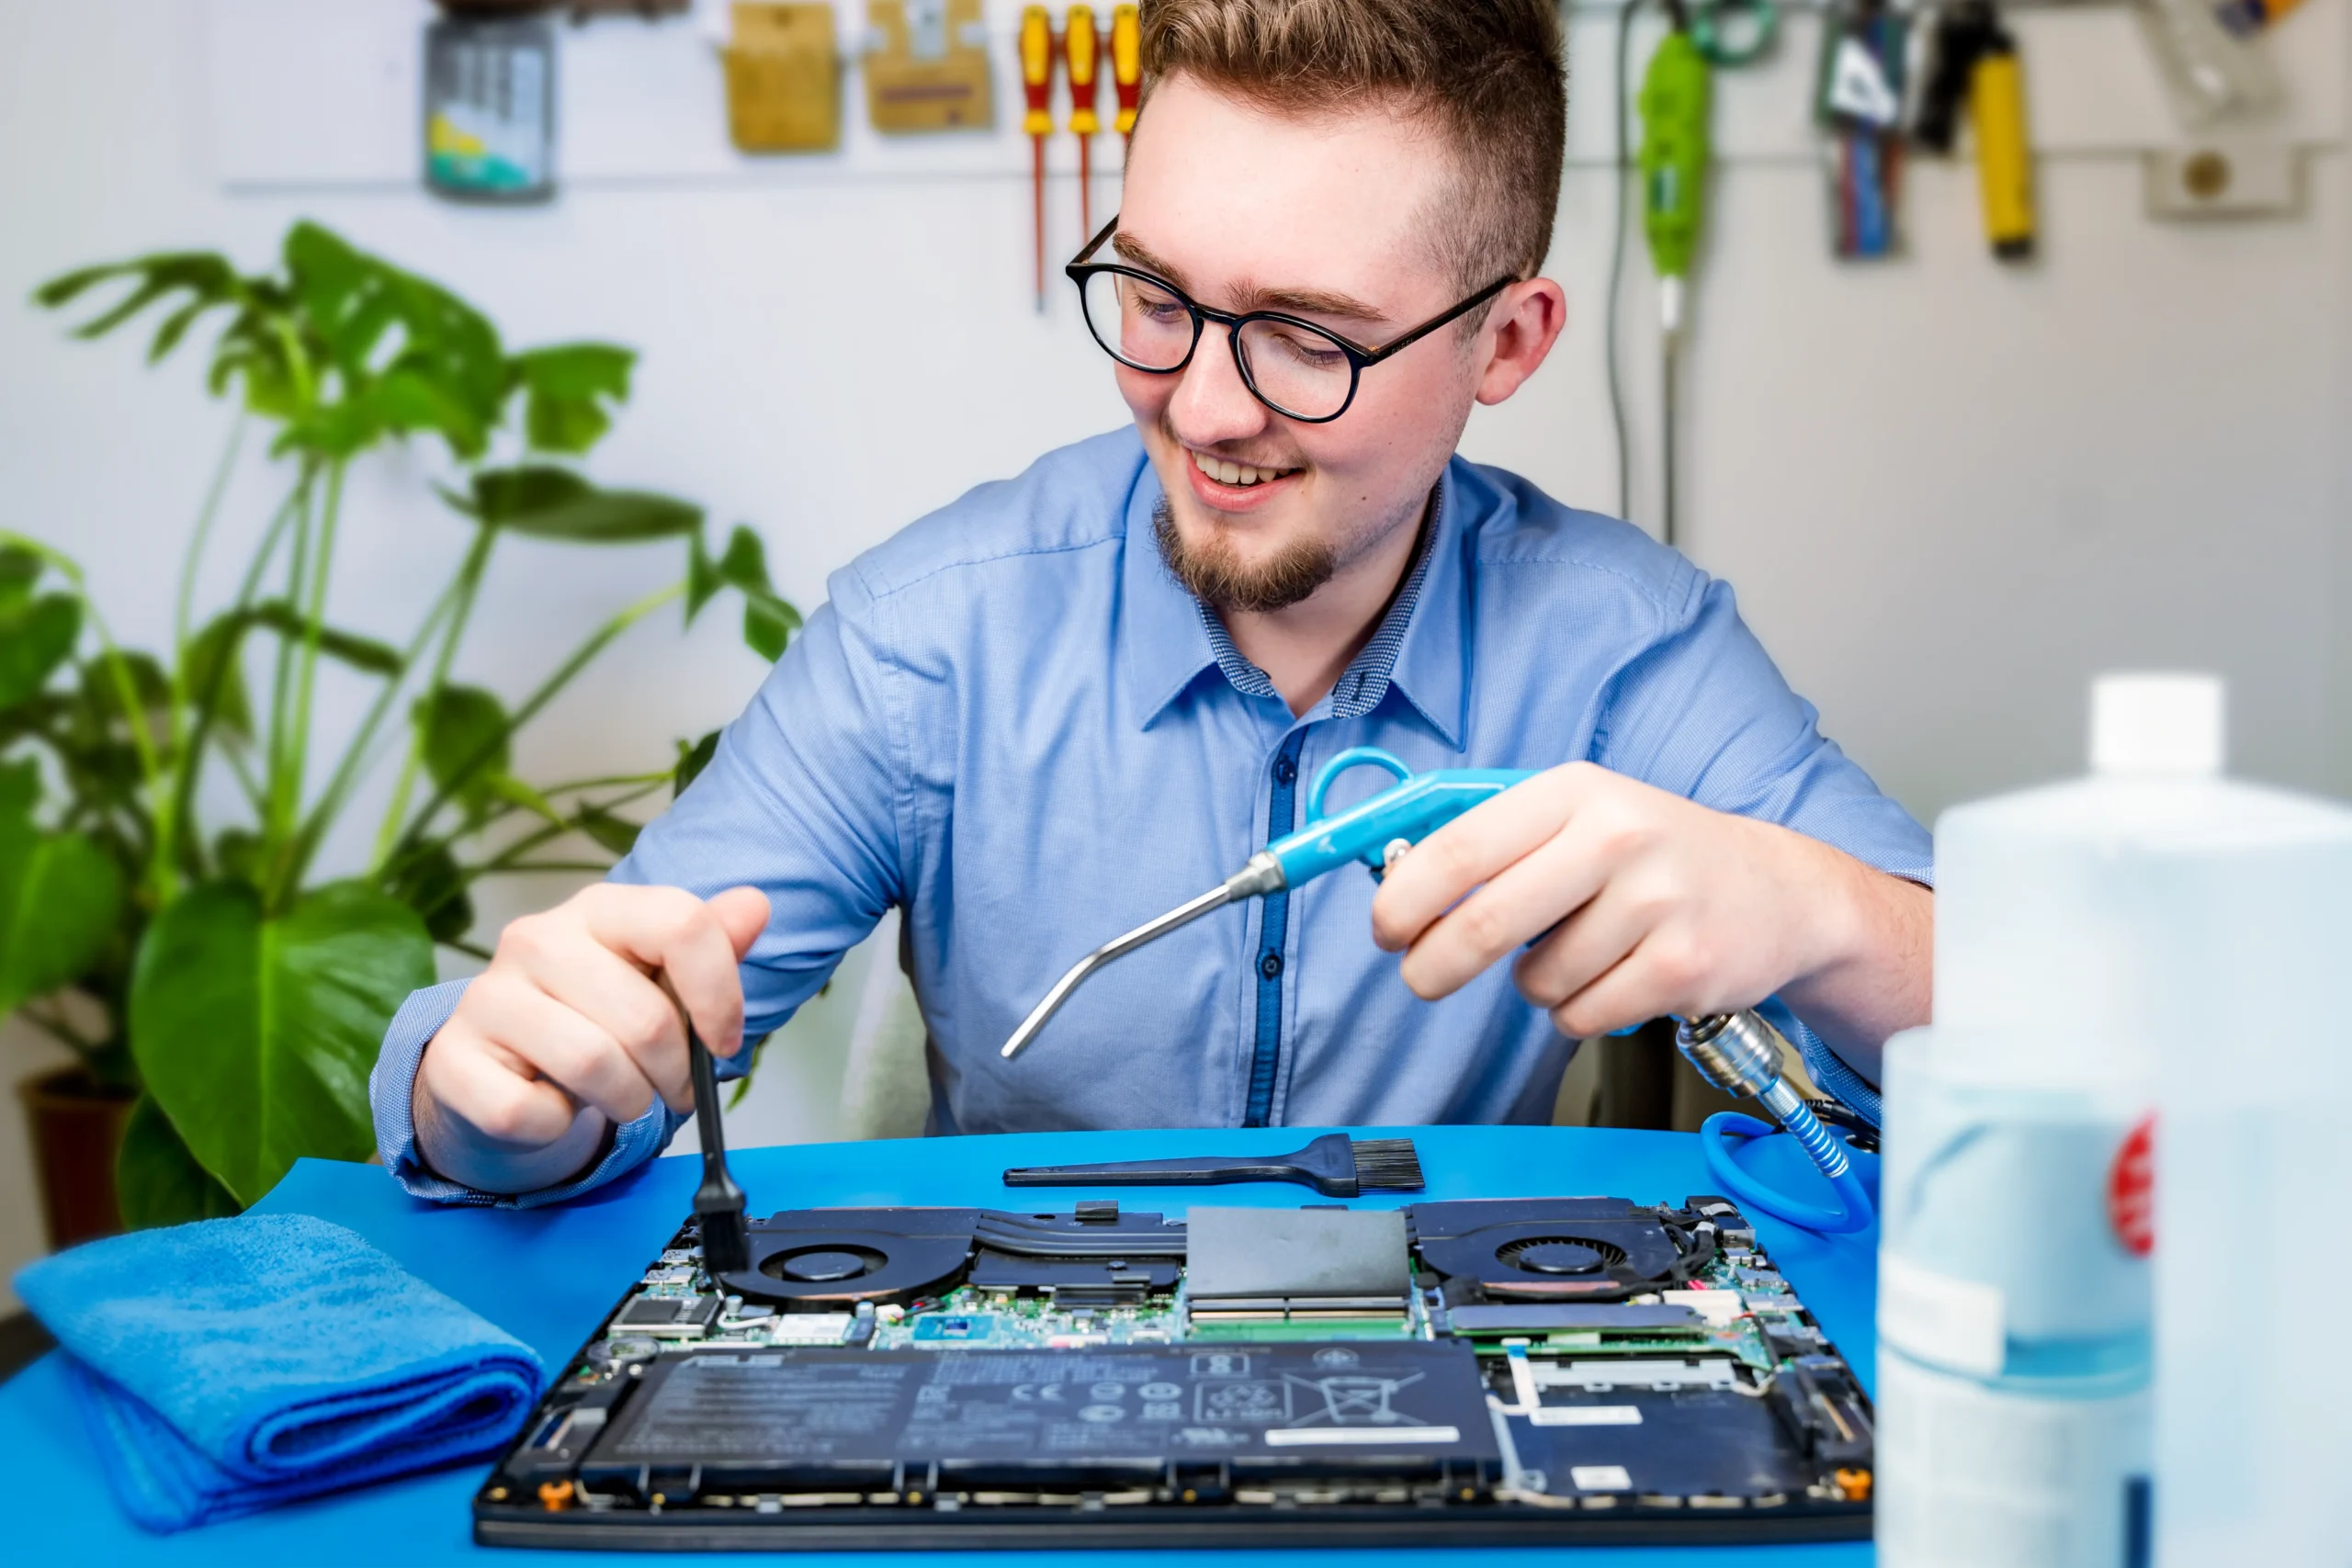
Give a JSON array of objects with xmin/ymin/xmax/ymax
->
[{"xmin": 997, "ymin": 746, "xmax": 1873, "ymax": 1234}]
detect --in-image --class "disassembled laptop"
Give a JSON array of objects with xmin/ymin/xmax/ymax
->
[{"xmin": 475, "ymin": 1191, "xmax": 1873, "ymax": 1549}]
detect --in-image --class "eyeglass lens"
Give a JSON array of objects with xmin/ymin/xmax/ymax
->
[{"xmin": 1079, "ymin": 270, "xmax": 1356, "ymax": 421}]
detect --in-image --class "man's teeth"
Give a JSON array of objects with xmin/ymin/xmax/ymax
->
[{"xmin": 1192, "ymin": 450, "xmax": 1295, "ymax": 488}]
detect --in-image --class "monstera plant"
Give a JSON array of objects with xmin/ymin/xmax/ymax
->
[{"xmin": 5, "ymin": 220, "xmax": 794, "ymax": 1232}]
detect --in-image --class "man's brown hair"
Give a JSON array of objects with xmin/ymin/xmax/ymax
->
[{"xmin": 1137, "ymin": 0, "xmax": 1566, "ymax": 294}]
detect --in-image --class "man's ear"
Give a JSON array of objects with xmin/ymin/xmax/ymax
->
[{"xmin": 1474, "ymin": 278, "xmax": 1568, "ymax": 406}]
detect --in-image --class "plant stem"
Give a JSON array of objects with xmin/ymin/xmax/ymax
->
[
  {"xmin": 371, "ymin": 524, "xmax": 496, "ymax": 871},
  {"xmin": 389, "ymin": 579, "xmax": 684, "ymax": 863},
  {"xmin": 266, "ymin": 457, "xmax": 344, "ymax": 908},
  {"xmin": 154, "ymin": 413, "xmax": 247, "ymax": 883},
  {"xmin": 21, "ymin": 999, "xmax": 97, "ymax": 1056},
  {"xmin": 261, "ymin": 462, "xmax": 317, "ymax": 868},
  {"xmin": 164, "ymin": 483, "xmax": 303, "ymax": 885}
]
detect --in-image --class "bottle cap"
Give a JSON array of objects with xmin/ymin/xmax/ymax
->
[{"xmin": 2089, "ymin": 673, "xmax": 2223, "ymax": 776}]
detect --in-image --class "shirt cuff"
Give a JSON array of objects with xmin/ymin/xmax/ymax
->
[{"xmin": 368, "ymin": 978, "xmax": 689, "ymax": 1208}]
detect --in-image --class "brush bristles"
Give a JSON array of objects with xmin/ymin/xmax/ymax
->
[{"xmin": 1349, "ymin": 1138, "xmax": 1425, "ymax": 1191}]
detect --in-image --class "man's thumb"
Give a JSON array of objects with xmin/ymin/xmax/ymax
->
[{"xmin": 709, "ymin": 885, "xmax": 770, "ymax": 960}]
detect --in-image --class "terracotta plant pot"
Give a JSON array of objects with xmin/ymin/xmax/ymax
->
[{"xmin": 15, "ymin": 1066, "xmax": 136, "ymax": 1250}]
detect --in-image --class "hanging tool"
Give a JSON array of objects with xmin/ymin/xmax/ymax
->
[
  {"xmin": 1970, "ymin": 17, "xmax": 2036, "ymax": 261},
  {"xmin": 1020, "ymin": 5, "xmax": 1060, "ymax": 311},
  {"xmin": 1111, "ymin": 3, "xmax": 1143, "ymax": 150},
  {"xmin": 1914, "ymin": 2, "xmax": 2035, "ymax": 262},
  {"xmin": 997, "ymin": 746, "xmax": 1871, "ymax": 1234},
  {"xmin": 1816, "ymin": 0, "xmax": 1910, "ymax": 259},
  {"xmin": 1637, "ymin": 21, "xmax": 1712, "ymax": 549},
  {"xmin": 1065, "ymin": 7, "xmax": 1102, "ymax": 239}
]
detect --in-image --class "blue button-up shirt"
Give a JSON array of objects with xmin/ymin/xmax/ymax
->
[{"xmin": 369, "ymin": 427, "xmax": 1930, "ymax": 1205}]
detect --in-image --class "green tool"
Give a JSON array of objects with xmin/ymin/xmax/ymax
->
[{"xmin": 1638, "ymin": 28, "xmax": 1713, "ymax": 340}]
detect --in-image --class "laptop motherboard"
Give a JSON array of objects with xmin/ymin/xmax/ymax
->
[{"xmin": 475, "ymin": 1195, "xmax": 1873, "ymax": 1549}]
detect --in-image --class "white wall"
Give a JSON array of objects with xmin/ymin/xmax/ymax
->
[{"xmin": 1, "ymin": 0, "xmax": 2346, "ymax": 1303}]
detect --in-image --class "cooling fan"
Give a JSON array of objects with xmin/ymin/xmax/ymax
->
[
  {"xmin": 1407, "ymin": 1198, "xmax": 1712, "ymax": 1302},
  {"xmin": 718, "ymin": 1205, "xmax": 1190, "ymax": 1307}
]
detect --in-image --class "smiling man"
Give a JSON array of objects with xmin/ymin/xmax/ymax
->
[{"xmin": 371, "ymin": 0, "xmax": 1932, "ymax": 1204}]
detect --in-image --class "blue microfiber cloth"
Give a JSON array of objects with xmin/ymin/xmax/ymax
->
[{"xmin": 14, "ymin": 1212, "xmax": 544, "ymax": 1533}]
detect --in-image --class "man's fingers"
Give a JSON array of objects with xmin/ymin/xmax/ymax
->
[
  {"xmin": 1510, "ymin": 882, "xmax": 1653, "ymax": 1013},
  {"xmin": 709, "ymin": 885, "xmax": 771, "ymax": 960},
  {"xmin": 465, "ymin": 971, "xmax": 661, "ymax": 1125},
  {"xmin": 516, "ymin": 939, "xmax": 696, "ymax": 1114},
  {"xmin": 576, "ymin": 886, "xmax": 752, "ymax": 1058},
  {"xmin": 1545, "ymin": 940, "xmax": 1670, "ymax": 1041},
  {"xmin": 1371, "ymin": 767, "xmax": 1587, "ymax": 952},
  {"xmin": 422, "ymin": 1025, "xmax": 584, "ymax": 1150},
  {"xmin": 1395, "ymin": 823, "xmax": 1618, "ymax": 1000}
]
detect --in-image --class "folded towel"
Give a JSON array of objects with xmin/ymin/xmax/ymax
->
[{"xmin": 14, "ymin": 1212, "xmax": 543, "ymax": 1532}]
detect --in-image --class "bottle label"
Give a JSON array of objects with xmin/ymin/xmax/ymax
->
[
  {"xmin": 1880, "ymin": 1253, "xmax": 2007, "ymax": 1377},
  {"xmin": 2108, "ymin": 1114, "xmax": 2155, "ymax": 1258}
]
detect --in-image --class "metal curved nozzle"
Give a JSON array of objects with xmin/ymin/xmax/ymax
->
[{"xmin": 999, "ymin": 853, "xmax": 1284, "ymax": 1059}]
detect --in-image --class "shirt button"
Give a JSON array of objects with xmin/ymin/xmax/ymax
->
[
  {"xmin": 1272, "ymin": 756, "xmax": 1297, "ymax": 785},
  {"xmin": 1260, "ymin": 951, "xmax": 1283, "ymax": 980}
]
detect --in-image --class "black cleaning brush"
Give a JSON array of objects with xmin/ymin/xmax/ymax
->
[
  {"xmin": 1002, "ymin": 1134, "xmax": 1424, "ymax": 1198},
  {"xmin": 685, "ymin": 1020, "xmax": 750, "ymax": 1274}
]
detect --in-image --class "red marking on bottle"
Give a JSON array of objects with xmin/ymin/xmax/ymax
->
[{"xmin": 2109, "ymin": 1113, "xmax": 2155, "ymax": 1257}]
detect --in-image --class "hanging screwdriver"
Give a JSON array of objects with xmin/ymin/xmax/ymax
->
[
  {"xmin": 1112, "ymin": 4, "xmax": 1142, "ymax": 152},
  {"xmin": 1970, "ymin": 14, "xmax": 2036, "ymax": 261},
  {"xmin": 1020, "ymin": 5, "xmax": 1059, "ymax": 312},
  {"xmin": 1066, "ymin": 7, "xmax": 1102, "ymax": 239}
]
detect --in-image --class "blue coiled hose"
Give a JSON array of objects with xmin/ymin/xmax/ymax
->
[{"xmin": 1679, "ymin": 1013, "xmax": 1874, "ymax": 1235}]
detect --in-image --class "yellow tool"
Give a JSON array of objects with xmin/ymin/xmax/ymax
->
[
  {"xmin": 1111, "ymin": 4, "xmax": 1142, "ymax": 148},
  {"xmin": 1020, "ymin": 6, "xmax": 1059, "ymax": 310},
  {"xmin": 1970, "ymin": 24, "xmax": 2035, "ymax": 261},
  {"xmin": 863, "ymin": 0, "xmax": 992, "ymax": 135},
  {"xmin": 1066, "ymin": 7, "xmax": 1102, "ymax": 237},
  {"xmin": 722, "ymin": 3, "xmax": 840, "ymax": 153}
]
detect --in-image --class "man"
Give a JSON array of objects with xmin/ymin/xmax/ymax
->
[{"xmin": 372, "ymin": 0, "xmax": 1931, "ymax": 1205}]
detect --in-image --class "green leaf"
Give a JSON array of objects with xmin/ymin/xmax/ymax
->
[
  {"xmin": 469, "ymin": 465, "xmax": 592, "ymax": 523},
  {"xmin": 117, "ymin": 1096, "xmax": 242, "ymax": 1230},
  {"xmin": 470, "ymin": 467, "xmax": 705, "ymax": 544},
  {"xmin": 574, "ymin": 803, "xmax": 641, "ymax": 857},
  {"xmin": 183, "ymin": 612, "xmax": 255, "ymax": 740},
  {"xmin": 385, "ymin": 843, "xmax": 474, "ymax": 945},
  {"xmin": 0, "ymin": 758, "xmax": 38, "ymax": 818},
  {"xmin": 714, "ymin": 525, "xmax": 775, "ymax": 594},
  {"xmin": 0, "ymin": 593, "xmax": 81, "ymax": 710},
  {"xmin": 485, "ymin": 771, "xmax": 563, "ymax": 826},
  {"xmin": 212, "ymin": 829, "xmax": 265, "ymax": 886},
  {"xmin": 741, "ymin": 591, "xmax": 800, "ymax": 663},
  {"xmin": 130, "ymin": 879, "xmax": 433, "ymax": 1205},
  {"xmin": 0, "ymin": 812, "xmax": 126, "ymax": 1017},
  {"xmin": 32, "ymin": 261, "xmax": 130, "ymax": 310},
  {"xmin": 673, "ymin": 729, "xmax": 719, "ymax": 797},
  {"xmin": 514, "ymin": 343, "xmax": 634, "ymax": 456},
  {"xmin": 247, "ymin": 600, "xmax": 402, "ymax": 675},
  {"xmin": 413, "ymin": 684, "xmax": 510, "ymax": 807},
  {"xmin": 0, "ymin": 547, "xmax": 45, "ymax": 611}
]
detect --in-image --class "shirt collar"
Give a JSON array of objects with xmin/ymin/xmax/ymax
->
[{"xmin": 1119, "ymin": 458, "xmax": 1470, "ymax": 749}]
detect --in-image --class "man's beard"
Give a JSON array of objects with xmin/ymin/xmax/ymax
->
[{"xmin": 1152, "ymin": 497, "xmax": 1337, "ymax": 615}]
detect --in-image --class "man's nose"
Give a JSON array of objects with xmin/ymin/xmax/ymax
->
[{"xmin": 1169, "ymin": 321, "xmax": 1272, "ymax": 449}]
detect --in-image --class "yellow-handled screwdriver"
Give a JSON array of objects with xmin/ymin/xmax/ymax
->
[
  {"xmin": 1067, "ymin": 7, "xmax": 1102, "ymax": 238},
  {"xmin": 1112, "ymin": 4, "xmax": 1142, "ymax": 150},
  {"xmin": 1020, "ymin": 6, "xmax": 1059, "ymax": 310}
]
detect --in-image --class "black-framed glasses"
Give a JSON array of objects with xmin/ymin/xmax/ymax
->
[{"xmin": 1066, "ymin": 214, "xmax": 1516, "ymax": 423}]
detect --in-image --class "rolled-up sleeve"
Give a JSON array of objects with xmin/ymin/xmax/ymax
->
[
  {"xmin": 1596, "ymin": 573, "xmax": 1932, "ymax": 1122},
  {"xmin": 368, "ymin": 564, "xmax": 910, "ymax": 1204}
]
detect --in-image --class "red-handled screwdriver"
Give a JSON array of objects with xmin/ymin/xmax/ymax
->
[
  {"xmin": 1066, "ymin": 7, "xmax": 1102, "ymax": 239},
  {"xmin": 1019, "ymin": 6, "xmax": 1058, "ymax": 311}
]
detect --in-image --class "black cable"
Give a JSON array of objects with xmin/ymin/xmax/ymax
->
[
  {"xmin": 1603, "ymin": 0, "xmax": 1642, "ymax": 525},
  {"xmin": 1661, "ymin": 324, "xmax": 1679, "ymax": 550}
]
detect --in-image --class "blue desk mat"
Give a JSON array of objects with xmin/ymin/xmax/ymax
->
[{"xmin": 0, "ymin": 1123, "xmax": 1877, "ymax": 1563}]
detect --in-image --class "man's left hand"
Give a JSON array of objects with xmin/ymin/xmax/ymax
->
[{"xmin": 1368, "ymin": 762, "xmax": 1929, "ymax": 1057}]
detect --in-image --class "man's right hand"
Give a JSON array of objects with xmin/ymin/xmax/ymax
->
[{"xmin": 411, "ymin": 883, "xmax": 772, "ymax": 1195}]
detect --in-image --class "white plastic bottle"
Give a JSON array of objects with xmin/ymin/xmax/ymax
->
[{"xmin": 1875, "ymin": 674, "xmax": 2352, "ymax": 1567}]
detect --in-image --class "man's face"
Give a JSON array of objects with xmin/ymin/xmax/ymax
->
[{"xmin": 1114, "ymin": 75, "xmax": 1494, "ymax": 612}]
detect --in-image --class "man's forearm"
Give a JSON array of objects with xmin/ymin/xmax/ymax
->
[
  {"xmin": 411, "ymin": 1069, "xmax": 611, "ymax": 1196},
  {"xmin": 1780, "ymin": 852, "xmax": 1934, "ymax": 1086}
]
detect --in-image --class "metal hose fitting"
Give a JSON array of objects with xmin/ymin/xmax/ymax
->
[{"xmin": 1677, "ymin": 1010, "xmax": 1852, "ymax": 1181}]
